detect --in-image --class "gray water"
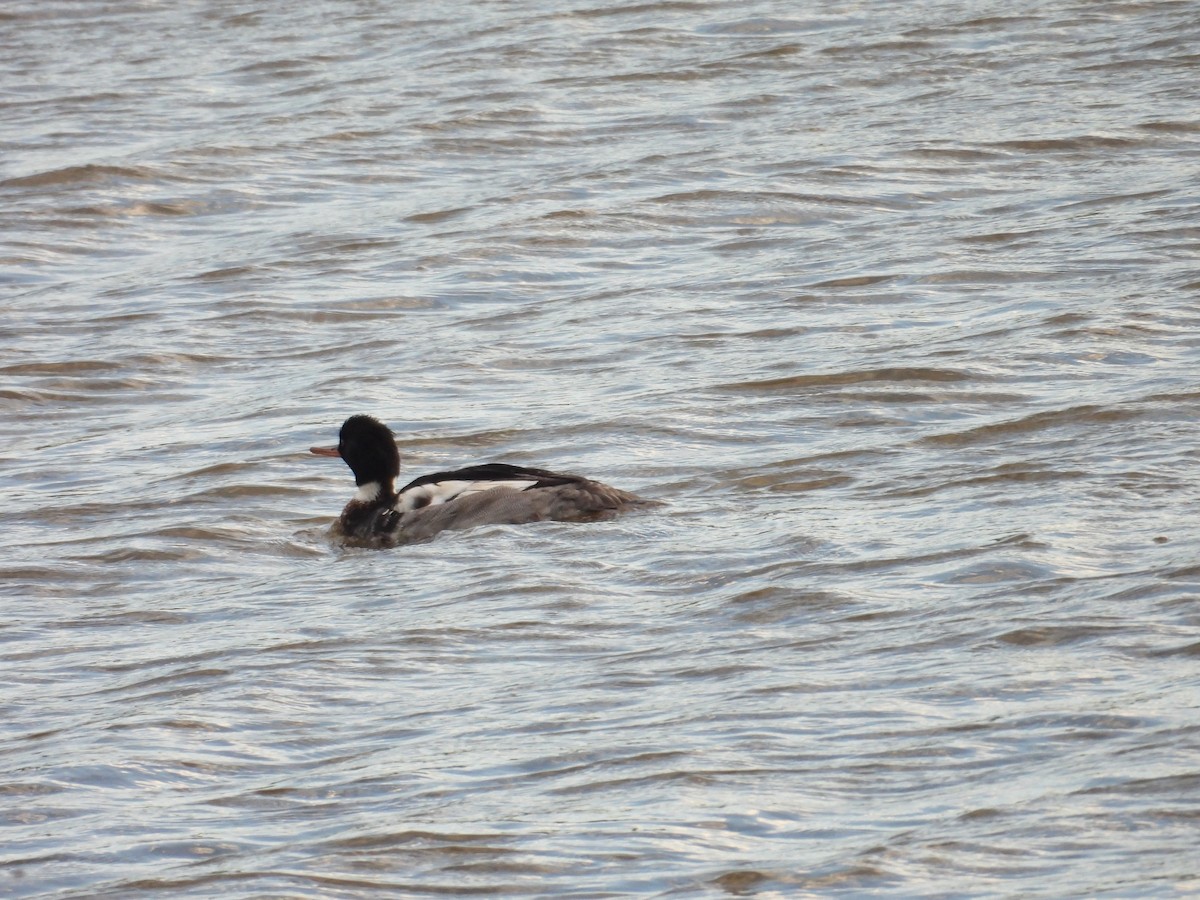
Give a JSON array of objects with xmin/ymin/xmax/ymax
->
[{"xmin": 3, "ymin": 0, "xmax": 1200, "ymax": 896}]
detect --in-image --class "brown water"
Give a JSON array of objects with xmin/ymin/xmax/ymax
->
[{"xmin": 4, "ymin": 0, "xmax": 1200, "ymax": 896}]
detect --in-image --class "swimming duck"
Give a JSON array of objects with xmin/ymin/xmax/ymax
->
[{"xmin": 311, "ymin": 414, "xmax": 646, "ymax": 547}]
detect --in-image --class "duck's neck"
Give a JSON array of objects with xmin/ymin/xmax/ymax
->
[{"xmin": 355, "ymin": 479, "xmax": 397, "ymax": 506}]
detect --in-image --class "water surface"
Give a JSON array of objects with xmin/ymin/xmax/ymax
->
[{"xmin": 3, "ymin": 0, "xmax": 1200, "ymax": 896}]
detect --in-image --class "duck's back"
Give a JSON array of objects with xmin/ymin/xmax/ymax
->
[{"xmin": 391, "ymin": 476, "xmax": 640, "ymax": 545}]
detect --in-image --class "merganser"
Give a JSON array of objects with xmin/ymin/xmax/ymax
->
[{"xmin": 311, "ymin": 414, "xmax": 647, "ymax": 547}]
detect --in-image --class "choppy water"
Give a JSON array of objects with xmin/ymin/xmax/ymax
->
[{"xmin": 4, "ymin": 0, "xmax": 1200, "ymax": 896}]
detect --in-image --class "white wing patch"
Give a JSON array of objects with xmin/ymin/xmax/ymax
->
[{"xmin": 397, "ymin": 479, "xmax": 538, "ymax": 511}]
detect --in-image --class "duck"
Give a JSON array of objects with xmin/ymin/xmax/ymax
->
[{"xmin": 310, "ymin": 414, "xmax": 647, "ymax": 547}]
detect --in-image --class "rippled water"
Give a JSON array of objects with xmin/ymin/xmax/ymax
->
[{"xmin": 4, "ymin": 0, "xmax": 1200, "ymax": 896}]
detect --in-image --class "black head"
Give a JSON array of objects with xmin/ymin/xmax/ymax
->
[{"xmin": 331, "ymin": 414, "xmax": 401, "ymax": 488}]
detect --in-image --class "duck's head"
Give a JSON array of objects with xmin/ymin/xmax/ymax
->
[{"xmin": 311, "ymin": 414, "xmax": 400, "ymax": 497}]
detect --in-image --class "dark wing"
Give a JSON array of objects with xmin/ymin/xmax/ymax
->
[{"xmin": 399, "ymin": 462, "xmax": 582, "ymax": 493}]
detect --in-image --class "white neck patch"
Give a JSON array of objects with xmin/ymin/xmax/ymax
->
[{"xmin": 355, "ymin": 481, "xmax": 382, "ymax": 503}]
